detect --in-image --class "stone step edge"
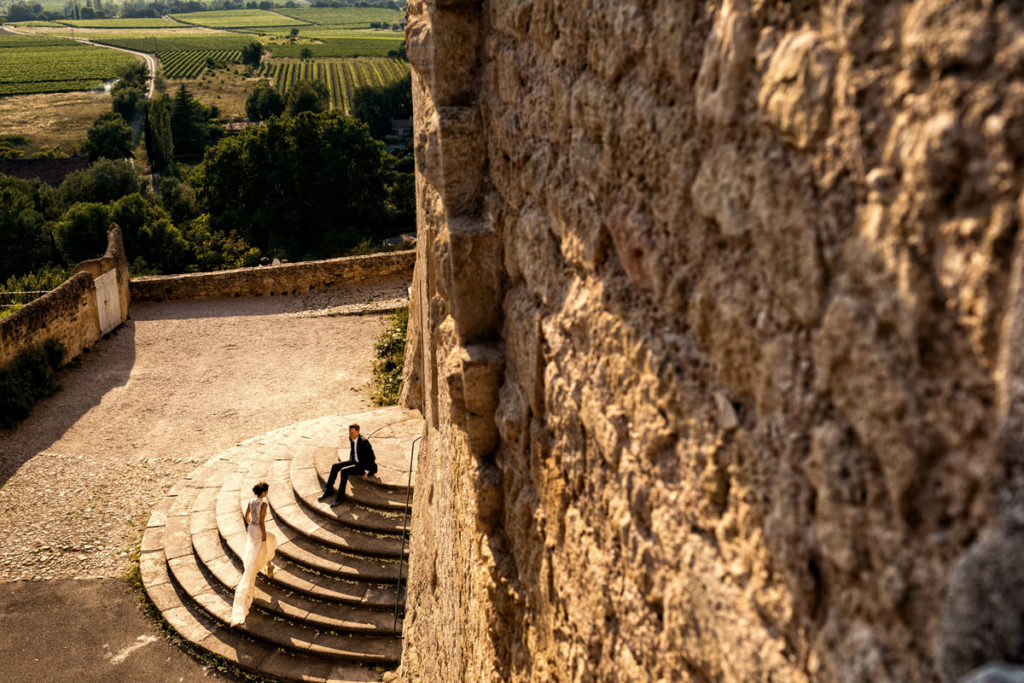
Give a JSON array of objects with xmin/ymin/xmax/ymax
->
[
  {"xmin": 266, "ymin": 457, "xmax": 409, "ymax": 558},
  {"xmin": 164, "ymin": 541, "xmax": 403, "ymax": 660},
  {"xmin": 288, "ymin": 463, "xmax": 410, "ymax": 538},
  {"xmin": 140, "ymin": 542, "xmax": 387, "ymax": 683},
  {"xmin": 303, "ymin": 445, "xmax": 411, "ymax": 512},
  {"xmin": 231, "ymin": 455, "xmax": 409, "ymax": 577}
]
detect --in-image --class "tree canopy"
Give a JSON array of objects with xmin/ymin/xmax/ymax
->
[
  {"xmin": 83, "ymin": 112, "xmax": 135, "ymax": 162},
  {"xmin": 245, "ymin": 80, "xmax": 285, "ymax": 122},
  {"xmin": 195, "ymin": 111, "xmax": 401, "ymax": 257},
  {"xmin": 352, "ymin": 74, "xmax": 412, "ymax": 140}
]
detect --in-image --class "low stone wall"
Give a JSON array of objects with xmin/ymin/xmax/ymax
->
[
  {"xmin": 0, "ymin": 226, "xmax": 130, "ymax": 368},
  {"xmin": 129, "ymin": 250, "xmax": 416, "ymax": 303}
]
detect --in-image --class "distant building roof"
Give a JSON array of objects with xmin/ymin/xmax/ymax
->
[
  {"xmin": 224, "ymin": 120, "xmax": 257, "ymax": 133},
  {"xmin": 0, "ymin": 157, "xmax": 90, "ymax": 185}
]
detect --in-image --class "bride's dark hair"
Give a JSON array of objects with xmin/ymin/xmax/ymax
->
[{"xmin": 252, "ymin": 482, "xmax": 269, "ymax": 495}]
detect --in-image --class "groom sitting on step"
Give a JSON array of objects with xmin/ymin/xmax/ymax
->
[{"xmin": 319, "ymin": 424, "xmax": 377, "ymax": 506}]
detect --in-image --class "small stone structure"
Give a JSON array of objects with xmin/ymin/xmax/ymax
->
[
  {"xmin": 0, "ymin": 225, "xmax": 130, "ymax": 369},
  {"xmin": 131, "ymin": 250, "xmax": 415, "ymax": 303},
  {"xmin": 396, "ymin": 1, "xmax": 1024, "ymax": 681}
]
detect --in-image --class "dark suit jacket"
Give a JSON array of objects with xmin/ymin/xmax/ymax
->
[{"xmin": 347, "ymin": 435, "xmax": 377, "ymax": 475}]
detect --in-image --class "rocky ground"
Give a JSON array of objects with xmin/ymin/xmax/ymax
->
[{"xmin": 0, "ymin": 279, "xmax": 405, "ymax": 582}]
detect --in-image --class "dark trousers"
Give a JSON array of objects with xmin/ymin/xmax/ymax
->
[{"xmin": 325, "ymin": 460, "xmax": 366, "ymax": 498}]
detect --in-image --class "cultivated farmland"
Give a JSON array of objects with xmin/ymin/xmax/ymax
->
[
  {"xmin": 171, "ymin": 9, "xmax": 308, "ymax": 28},
  {"xmin": 0, "ymin": 33, "xmax": 139, "ymax": 96},
  {"xmin": 274, "ymin": 7, "xmax": 406, "ymax": 27},
  {"xmin": 58, "ymin": 17, "xmax": 185, "ymax": 28},
  {"xmin": 158, "ymin": 50, "xmax": 243, "ymax": 78},
  {"xmin": 255, "ymin": 57, "xmax": 409, "ymax": 113},
  {"xmin": 266, "ymin": 33, "xmax": 402, "ymax": 59},
  {"xmin": 92, "ymin": 34, "xmax": 256, "ymax": 53}
]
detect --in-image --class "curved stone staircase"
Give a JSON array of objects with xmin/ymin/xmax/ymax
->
[{"xmin": 139, "ymin": 408, "xmax": 422, "ymax": 682}]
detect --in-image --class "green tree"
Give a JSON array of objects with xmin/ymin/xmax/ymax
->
[
  {"xmin": 57, "ymin": 158, "xmax": 145, "ymax": 209},
  {"xmin": 170, "ymin": 84, "xmax": 218, "ymax": 163},
  {"xmin": 285, "ymin": 80, "xmax": 329, "ymax": 117},
  {"xmin": 181, "ymin": 214, "xmax": 261, "ymax": 271},
  {"xmin": 109, "ymin": 193, "xmax": 189, "ymax": 273},
  {"xmin": 110, "ymin": 62, "xmax": 148, "ymax": 119},
  {"xmin": 299, "ymin": 46, "xmax": 313, "ymax": 59},
  {"xmin": 159, "ymin": 176, "xmax": 198, "ymax": 225},
  {"xmin": 144, "ymin": 95, "xmax": 175, "ymax": 173},
  {"xmin": 244, "ymin": 80, "xmax": 285, "ymax": 122},
  {"xmin": 52, "ymin": 202, "xmax": 110, "ymax": 264},
  {"xmin": 0, "ymin": 174, "xmax": 57, "ymax": 280},
  {"xmin": 240, "ymin": 40, "xmax": 264, "ymax": 69},
  {"xmin": 351, "ymin": 74, "xmax": 411, "ymax": 140},
  {"xmin": 195, "ymin": 111, "xmax": 390, "ymax": 257},
  {"xmin": 83, "ymin": 112, "xmax": 134, "ymax": 162}
]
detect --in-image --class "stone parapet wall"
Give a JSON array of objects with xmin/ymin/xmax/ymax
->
[
  {"xmin": 1, "ymin": 226, "xmax": 130, "ymax": 368},
  {"xmin": 398, "ymin": 1, "xmax": 1024, "ymax": 682},
  {"xmin": 130, "ymin": 250, "xmax": 416, "ymax": 303}
]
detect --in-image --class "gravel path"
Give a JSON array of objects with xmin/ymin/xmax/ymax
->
[{"xmin": 0, "ymin": 279, "xmax": 408, "ymax": 582}]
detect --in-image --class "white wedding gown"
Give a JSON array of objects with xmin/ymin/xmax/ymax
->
[{"xmin": 230, "ymin": 497, "xmax": 278, "ymax": 625}]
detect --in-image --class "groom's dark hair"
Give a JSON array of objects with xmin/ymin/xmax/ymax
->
[{"xmin": 349, "ymin": 424, "xmax": 360, "ymax": 432}]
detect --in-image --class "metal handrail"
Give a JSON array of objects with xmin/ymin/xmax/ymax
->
[{"xmin": 393, "ymin": 434, "xmax": 421, "ymax": 637}]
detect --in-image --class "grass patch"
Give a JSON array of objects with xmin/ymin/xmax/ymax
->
[
  {"xmin": 0, "ymin": 338, "xmax": 65, "ymax": 429},
  {"xmin": 167, "ymin": 63, "xmax": 261, "ymax": 119},
  {"xmin": 0, "ymin": 303, "xmax": 23, "ymax": 320},
  {"xmin": 0, "ymin": 90, "xmax": 111, "ymax": 156},
  {"xmin": 371, "ymin": 307, "xmax": 408, "ymax": 406}
]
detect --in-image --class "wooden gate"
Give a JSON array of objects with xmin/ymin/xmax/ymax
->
[{"xmin": 94, "ymin": 269, "xmax": 121, "ymax": 335}]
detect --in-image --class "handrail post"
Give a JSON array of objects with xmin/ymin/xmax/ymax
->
[{"xmin": 393, "ymin": 434, "xmax": 421, "ymax": 637}]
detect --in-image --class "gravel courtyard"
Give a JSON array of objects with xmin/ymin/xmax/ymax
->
[{"xmin": 0, "ymin": 280, "xmax": 407, "ymax": 582}]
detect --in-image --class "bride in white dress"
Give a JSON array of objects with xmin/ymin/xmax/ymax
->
[{"xmin": 230, "ymin": 481, "xmax": 278, "ymax": 625}]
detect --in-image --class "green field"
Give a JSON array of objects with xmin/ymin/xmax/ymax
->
[
  {"xmin": 58, "ymin": 17, "xmax": 186, "ymax": 28},
  {"xmin": 266, "ymin": 34, "xmax": 402, "ymax": 58},
  {"xmin": 171, "ymin": 9, "xmax": 308, "ymax": 28},
  {"xmin": 0, "ymin": 34, "xmax": 138, "ymax": 95},
  {"xmin": 0, "ymin": 33, "xmax": 67, "ymax": 47},
  {"xmin": 5, "ymin": 20, "xmax": 63, "ymax": 27},
  {"xmin": 275, "ymin": 7, "xmax": 406, "ymax": 27},
  {"xmin": 255, "ymin": 57, "xmax": 408, "ymax": 113},
  {"xmin": 92, "ymin": 34, "xmax": 258, "ymax": 52}
]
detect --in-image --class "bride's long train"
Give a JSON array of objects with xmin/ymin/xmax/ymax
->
[{"xmin": 230, "ymin": 525, "xmax": 278, "ymax": 625}]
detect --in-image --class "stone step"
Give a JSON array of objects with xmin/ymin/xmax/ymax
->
[
  {"xmin": 305, "ymin": 445, "xmax": 412, "ymax": 512},
  {"xmin": 139, "ymin": 412, "xmax": 422, "ymax": 681},
  {"xmin": 191, "ymin": 502, "xmax": 404, "ymax": 618},
  {"xmin": 141, "ymin": 486, "xmax": 393, "ymax": 682},
  {"xmin": 290, "ymin": 460, "xmax": 409, "ymax": 536},
  {"xmin": 269, "ymin": 456, "xmax": 408, "ymax": 558},
  {"xmin": 167, "ymin": 482, "xmax": 404, "ymax": 664},
  {"xmin": 165, "ymin": 528, "xmax": 401, "ymax": 663},
  {"xmin": 237, "ymin": 454, "xmax": 408, "ymax": 563},
  {"xmin": 217, "ymin": 462, "xmax": 406, "ymax": 584}
]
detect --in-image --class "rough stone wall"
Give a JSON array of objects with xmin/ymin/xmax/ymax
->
[
  {"xmin": 0, "ymin": 226, "xmax": 129, "ymax": 368},
  {"xmin": 398, "ymin": 1, "xmax": 1024, "ymax": 681},
  {"xmin": 130, "ymin": 250, "xmax": 415, "ymax": 302}
]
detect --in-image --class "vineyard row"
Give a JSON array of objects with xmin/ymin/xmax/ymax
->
[
  {"xmin": 157, "ymin": 50, "xmax": 243, "ymax": 79},
  {"xmin": 254, "ymin": 57, "xmax": 409, "ymax": 114}
]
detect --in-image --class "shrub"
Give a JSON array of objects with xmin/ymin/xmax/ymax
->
[
  {"xmin": 0, "ymin": 339, "xmax": 65, "ymax": 429},
  {"xmin": 371, "ymin": 307, "xmax": 408, "ymax": 406}
]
